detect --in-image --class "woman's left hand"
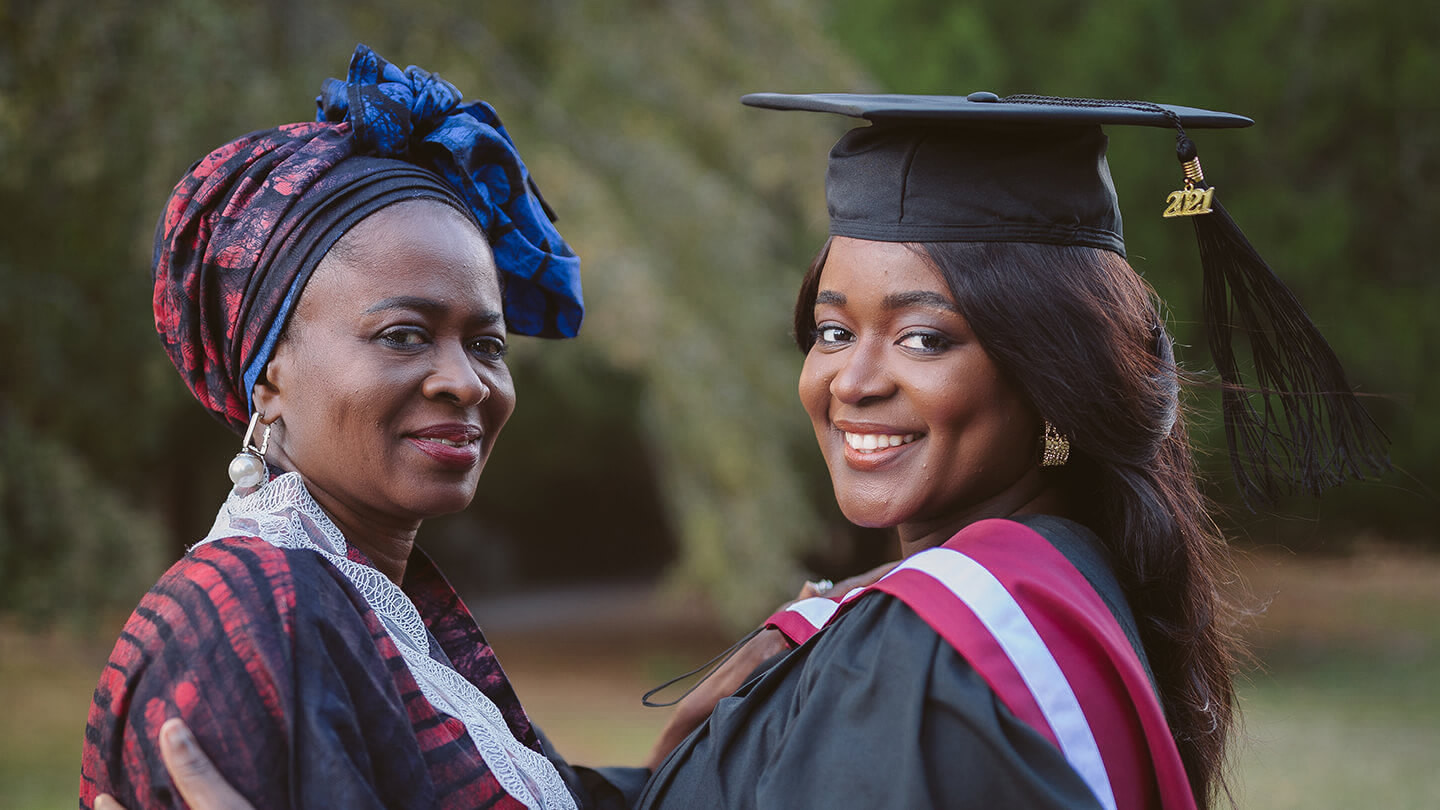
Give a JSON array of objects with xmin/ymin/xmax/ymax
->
[
  {"xmin": 94, "ymin": 718, "xmax": 254, "ymax": 810},
  {"xmin": 808, "ymin": 561, "xmax": 900, "ymax": 603}
]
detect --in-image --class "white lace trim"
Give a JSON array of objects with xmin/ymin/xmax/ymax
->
[{"xmin": 198, "ymin": 473, "xmax": 576, "ymax": 810}]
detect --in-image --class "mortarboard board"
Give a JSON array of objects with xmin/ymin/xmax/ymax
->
[{"xmin": 743, "ymin": 91, "xmax": 1388, "ymax": 505}]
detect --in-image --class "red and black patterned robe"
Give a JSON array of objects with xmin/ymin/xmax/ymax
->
[{"xmin": 79, "ymin": 537, "xmax": 640, "ymax": 809}]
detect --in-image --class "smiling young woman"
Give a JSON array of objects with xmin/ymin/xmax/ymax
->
[
  {"xmin": 646, "ymin": 91, "xmax": 1386, "ymax": 810},
  {"xmin": 785, "ymin": 232, "xmax": 1236, "ymax": 808}
]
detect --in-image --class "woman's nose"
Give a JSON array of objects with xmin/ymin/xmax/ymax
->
[
  {"xmin": 421, "ymin": 342, "xmax": 490, "ymax": 406},
  {"xmin": 828, "ymin": 339, "xmax": 895, "ymax": 404}
]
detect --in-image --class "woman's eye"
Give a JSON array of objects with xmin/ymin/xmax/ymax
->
[
  {"xmin": 379, "ymin": 327, "xmax": 428, "ymax": 347},
  {"xmin": 897, "ymin": 331, "xmax": 952, "ymax": 353},
  {"xmin": 813, "ymin": 325, "xmax": 854, "ymax": 345},
  {"xmin": 470, "ymin": 336, "xmax": 508, "ymax": 360}
]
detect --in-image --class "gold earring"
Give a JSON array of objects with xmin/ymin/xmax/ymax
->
[{"xmin": 1041, "ymin": 421, "xmax": 1070, "ymax": 467}]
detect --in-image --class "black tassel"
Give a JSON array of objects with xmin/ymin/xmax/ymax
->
[{"xmin": 1176, "ymin": 137, "xmax": 1390, "ymax": 505}]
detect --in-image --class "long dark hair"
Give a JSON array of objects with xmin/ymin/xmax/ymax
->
[{"xmin": 794, "ymin": 238, "xmax": 1241, "ymax": 808}]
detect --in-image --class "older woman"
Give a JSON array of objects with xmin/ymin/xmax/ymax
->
[
  {"xmin": 79, "ymin": 45, "xmax": 627, "ymax": 810},
  {"xmin": 100, "ymin": 93, "xmax": 1387, "ymax": 809}
]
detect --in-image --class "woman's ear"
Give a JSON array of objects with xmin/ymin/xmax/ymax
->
[{"xmin": 251, "ymin": 341, "xmax": 292, "ymax": 424}]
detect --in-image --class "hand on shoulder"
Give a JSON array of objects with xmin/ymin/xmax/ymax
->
[{"xmin": 95, "ymin": 719, "xmax": 253, "ymax": 810}]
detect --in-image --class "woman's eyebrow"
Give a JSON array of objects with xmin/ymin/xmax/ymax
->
[
  {"xmin": 815, "ymin": 290, "xmax": 846, "ymax": 306},
  {"xmin": 365, "ymin": 295, "xmax": 444, "ymax": 314},
  {"xmin": 364, "ymin": 296, "xmax": 503, "ymax": 325},
  {"xmin": 883, "ymin": 290, "xmax": 958, "ymax": 312}
]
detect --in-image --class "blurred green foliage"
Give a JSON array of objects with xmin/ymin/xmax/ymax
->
[
  {"xmin": 0, "ymin": 0, "xmax": 1433, "ymax": 629},
  {"xmin": 0, "ymin": 409, "xmax": 167, "ymax": 628}
]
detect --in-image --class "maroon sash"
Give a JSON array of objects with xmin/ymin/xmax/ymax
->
[{"xmin": 765, "ymin": 519, "xmax": 1196, "ymax": 810}]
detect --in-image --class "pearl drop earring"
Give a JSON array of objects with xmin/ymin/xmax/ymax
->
[{"xmin": 228, "ymin": 412, "xmax": 271, "ymax": 491}]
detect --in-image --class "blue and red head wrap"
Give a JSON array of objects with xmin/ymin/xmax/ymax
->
[{"xmin": 153, "ymin": 44, "xmax": 581, "ymax": 433}]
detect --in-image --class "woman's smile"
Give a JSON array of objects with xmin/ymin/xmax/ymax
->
[
  {"xmin": 836, "ymin": 422, "xmax": 924, "ymax": 470},
  {"xmin": 406, "ymin": 423, "xmax": 486, "ymax": 468}
]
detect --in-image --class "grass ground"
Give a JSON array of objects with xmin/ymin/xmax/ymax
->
[
  {"xmin": 3, "ymin": 548, "xmax": 1437, "ymax": 809},
  {"xmin": 1227, "ymin": 548, "xmax": 1440, "ymax": 808},
  {"xmin": 0, "ymin": 620, "xmax": 115, "ymax": 810}
]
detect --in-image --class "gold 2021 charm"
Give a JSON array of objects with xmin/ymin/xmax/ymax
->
[{"xmin": 1163, "ymin": 186, "xmax": 1215, "ymax": 218}]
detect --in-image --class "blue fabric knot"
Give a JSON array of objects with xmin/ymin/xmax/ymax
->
[{"xmin": 315, "ymin": 44, "xmax": 583, "ymax": 338}]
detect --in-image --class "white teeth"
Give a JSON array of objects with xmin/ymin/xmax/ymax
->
[
  {"xmin": 423, "ymin": 437, "xmax": 470, "ymax": 447},
  {"xmin": 844, "ymin": 431, "xmax": 918, "ymax": 453}
]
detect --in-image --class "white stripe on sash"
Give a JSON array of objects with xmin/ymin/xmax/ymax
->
[
  {"xmin": 786, "ymin": 596, "xmax": 842, "ymax": 630},
  {"xmin": 886, "ymin": 548, "xmax": 1118, "ymax": 810}
]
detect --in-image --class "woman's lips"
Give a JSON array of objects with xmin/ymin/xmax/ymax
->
[
  {"xmin": 838, "ymin": 429, "xmax": 921, "ymax": 470},
  {"xmin": 406, "ymin": 425, "xmax": 483, "ymax": 469}
]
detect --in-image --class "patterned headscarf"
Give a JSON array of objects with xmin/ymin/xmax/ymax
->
[{"xmin": 153, "ymin": 44, "xmax": 581, "ymax": 433}]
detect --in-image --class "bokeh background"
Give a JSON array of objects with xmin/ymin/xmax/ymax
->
[{"xmin": 2, "ymin": 1, "xmax": 1436, "ymax": 807}]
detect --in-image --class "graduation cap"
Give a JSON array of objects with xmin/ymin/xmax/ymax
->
[{"xmin": 742, "ymin": 91, "xmax": 1388, "ymax": 505}]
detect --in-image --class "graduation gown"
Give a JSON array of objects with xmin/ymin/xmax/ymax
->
[{"xmin": 636, "ymin": 516, "xmax": 1186, "ymax": 810}]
